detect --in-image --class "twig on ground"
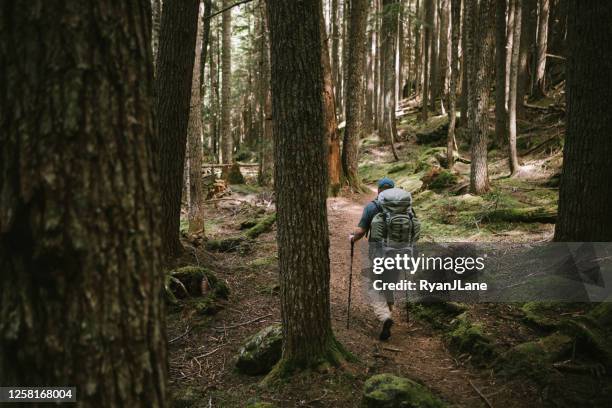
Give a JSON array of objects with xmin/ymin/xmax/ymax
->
[
  {"xmin": 382, "ymin": 346, "xmax": 403, "ymax": 352},
  {"xmin": 194, "ymin": 346, "xmax": 224, "ymax": 360},
  {"xmin": 169, "ymin": 326, "xmax": 192, "ymax": 344},
  {"xmin": 469, "ymin": 380, "xmax": 493, "ymax": 408},
  {"xmin": 213, "ymin": 313, "xmax": 273, "ymax": 331}
]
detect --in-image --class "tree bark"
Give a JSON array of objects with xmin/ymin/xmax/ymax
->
[
  {"xmin": 210, "ymin": 18, "xmax": 220, "ymax": 161},
  {"xmin": 381, "ymin": 0, "xmax": 401, "ymax": 159},
  {"xmin": 533, "ymin": 0, "xmax": 549, "ymax": 98},
  {"xmin": 421, "ymin": 0, "xmax": 433, "ymax": 120},
  {"xmin": 429, "ymin": 0, "xmax": 439, "ymax": 111},
  {"xmin": 258, "ymin": 0, "xmax": 273, "ymax": 186},
  {"xmin": 507, "ymin": 0, "xmax": 522, "ymax": 175},
  {"xmin": 155, "ymin": 0, "xmax": 201, "ymax": 258},
  {"xmin": 152, "ymin": 0, "xmax": 162, "ymax": 72},
  {"xmin": 332, "ymin": 0, "xmax": 341, "ymax": 113},
  {"xmin": 517, "ymin": 0, "xmax": 537, "ymax": 117},
  {"xmin": 495, "ymin": 0, "xmax": 508, "ymax": 146},
  {"xmin": 265, "ymin": 0, "xmax": 346, "ymax": 371},
  {"xmin": 188, "ymin": 2, "xmax": 206, "ymax": 234},
  {"xmin": 321, "ymin": 12, "xmax": 342, "ymax": 194},
  {"xmin": 440, "ymin": 0, "xmax": 451, "ymax": 113},
  {"xmin": 447, "ymin": 0, "xmax": 461, "ymax": 168},
  {"xmin": 468, "ymin": 0, "xmax": 496, "ymax": 195},
  {"xmin": 460, "ymin": 0, "xmax": 469, "ymax": 125},
  {"xmin": 0, "ymin": 1, "xmax": 167, "ymax": 403},
  {"xmin": 221, "ymin": 0, "xmax": 233, "ymax": 164},
  {"xmin": 343, "ymin": 0, "xmax": 369, "ymax": 190},
  {"xmin": 554, "ymin": 2, "xmax": 612, "ymax": 241}
]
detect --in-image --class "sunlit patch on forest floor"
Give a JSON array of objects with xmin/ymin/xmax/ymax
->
[{"xmin": 166, "ymin": 104, "xmax": 611, "ymax": 407}]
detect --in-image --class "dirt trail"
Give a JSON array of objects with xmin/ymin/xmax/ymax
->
[{"xmin": 326, "ymin": 192, "xmax": 536, "ymax": 408}]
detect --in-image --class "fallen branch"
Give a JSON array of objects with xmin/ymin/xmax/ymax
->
[
  {"xmin": 214, "ymin": 313, "xmax": 273, "ymax": 331},
  {"xmin": 469, "ymin": 380, "xmax": 493, "ymax": 408},
  {"xmin": 169, "ymin": 326, "xmax": 192, "ymax": 344},
  {"xmin": 204, "ymin": 0, "xmax": 255, "ymax": 20}
]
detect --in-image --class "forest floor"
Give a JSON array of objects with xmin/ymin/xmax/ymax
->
[{"xmin": 167, "ymin": 101, "xmax": 611, "ymax": 407}]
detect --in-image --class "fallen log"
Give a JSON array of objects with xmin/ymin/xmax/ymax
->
[{"xmin": 465, "ymin": 206, "xmax": 557, "ymax": 224}]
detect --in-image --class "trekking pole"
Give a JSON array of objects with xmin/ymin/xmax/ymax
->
[{"xmin": 347, "ymin": 238, "xmax": 355, "ymax": 329}]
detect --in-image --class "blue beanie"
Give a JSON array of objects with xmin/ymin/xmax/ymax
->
[{"xmin": 378, "ymin": 177, "xmax": 395, "ymax": 189}]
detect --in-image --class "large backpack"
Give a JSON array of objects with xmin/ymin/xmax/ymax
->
[{"xmin": 369, "ymin": 188, "xmax": 421, "ymax": 247}]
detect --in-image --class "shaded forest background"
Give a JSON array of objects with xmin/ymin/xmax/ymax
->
[{"xmin": 1, "ymin": 0, "xmax": 611, "ymax": 407}]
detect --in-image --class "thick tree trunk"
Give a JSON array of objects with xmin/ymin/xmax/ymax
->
[
  {"xmin": 265, "ymin": 0, "xmax": 346, "ymax": 371},
  {"xmin": 343, "ymin": 0, "xmax": 369, "ymax": 190},
  {"xmin": 221, "ymin": 0, "xmax": 233, "ymax": 164},
  {"xmin": 495, "ymin": 0, "xmax": 508, "ymax": 146},
  {"xmin": 188, "ymin": 2, "xmax": 206, "ymax": 234},
  {"xmin": 321, "ymin": 14, "xmax": 342, "ymax": 195},
  {"xmin": 533, "ymin": 0, "xmax": 549, "ymax": 98},
  {"xmin": 421, "ymin": 0, "xmax": 433, "ymax": 120},
  {"xmin": 0, "ymin": 1, "xmax": 167, "ymax": 404},
  {"xmin": 468, "ymin": 0, "xmax": 496, "ymax": 195},
  {"xmin": 517, "ymin": 0, "xmax": 537, "ymax": 117},
  {"xmin": 507, "ymin": 0, "xmax": 522, "ymax": 175},
  {"xmin": 447, "ymin": 0, "xmax": 461, "ymax": 168},
  {"xmin": 156, "ymin": 0, "xmax": 201, "ymax": 257},
  {"xmin": 554, "ymin": 2, "xmax": 612, "ymax": 241}
]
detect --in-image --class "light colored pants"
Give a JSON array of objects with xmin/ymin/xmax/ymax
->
[{"xmin": 366, "ymin": 266, "xmax": 399, "ymax": 322}]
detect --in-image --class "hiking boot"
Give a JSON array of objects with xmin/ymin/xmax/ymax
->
[{"xmin": 379, "ymin": 318, "xmax": 394, "ymax": 341}]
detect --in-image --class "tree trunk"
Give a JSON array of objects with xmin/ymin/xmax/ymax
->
[
  {"xmin": 343, "ymin": 0, "xmax": 369, "ymax": 190},
  {"xmin": 504, "ymin": 0, "xmax": 516, "ymax": 109},
  {"xmin": 0, "ymin": 1, "xmax": 167, "ymax": 403},
  {"xmin": 421, "ymin": 0, "xmax": 433, "ymax": 120},
  {"xmin": 265, "ymin": 0, "xmax": 347, "ymax": 372},
  {"xmin": 414, "ymin": 0, "xmax": 422, "ymax": 97},
  {"xmin": 554, "ymin": 2, "xmax": 612, "ymax": 241},
  {"xmin": 188, "ymin": 2, "xmax": 206, "ymax": 234},
  {"xmin": 152, "ymin": 0, "xmax": 162, "ymax": 72},
  {"xmin": 440, "ymin": 0, "xmax": 451, "ymax": 113},
  {"xmin": 447, "ymin": 0, "xmax": 461, "ymax": 168},
  {"xmin": 258, "ymin": 0, "xmax": 273, "ymax": 186},
  {"xmin": 429, "ymin": 0, "xmax": 439, "ymax": 111},
  {"xmin": 517, "ymin": 0, "xmax": 537, "ymax": 117},
  {"xmin": 468, "ymin": 0, "xmax": 496, "ymax": 195},
  {"xmin": 156, "ymin": 0, "xmax": 201, "ymax": 258},
  {"xmin": 210, "ymin": 18, "xmax": 220, "ymax": 162},
  {"xmin": 321, "ymin": 13, "xmax": 342, "ymax": 195},
  {"xmin": 365, "ymin": 26, "xmax": 375, "ymax": 133},
  {"xmin": 221, "ymin": 0, "xmax": 233, "ymax": 165},
  {"xmin": 332, "ymin": 0, "xmax": 341, "ymax": 113},
  {"xmin": 507, "ymin": 0, "xmax": 522, "ymax": 175},
  {"xmin": 382, "ymin": 0, "xmax": 401, "ymax": 159},
  {"xmin": 495, "ymin": 0, "xmax": 508, "ymax": 146},
  {"xmin": 533, "ymin": 0, "xmax": 549, "ymax": 98},
  {"xmin": 460, "ymin": 0, "xmax": 469, "ymax": 125}
]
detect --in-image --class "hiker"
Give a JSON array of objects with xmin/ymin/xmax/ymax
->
[{"xmin": 350, "ymin": 177, "xmax": 420, "ymax": 341}]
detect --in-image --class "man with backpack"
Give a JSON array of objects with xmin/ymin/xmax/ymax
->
[{"xmin": 350, "ymin": 178, "xmax": 420, "ymax": 340}]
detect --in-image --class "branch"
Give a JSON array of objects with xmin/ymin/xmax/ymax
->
[{"xmin": 205, "ymin": 0, "xmax": 256, "ymax": 20}]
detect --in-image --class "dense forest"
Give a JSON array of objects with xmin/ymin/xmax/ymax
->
[{"xmin": 1, "ymin": 0, "xmax": 611, "ymax": 407}]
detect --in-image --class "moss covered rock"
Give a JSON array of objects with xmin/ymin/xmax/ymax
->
[
  {"xmin": 446, "ymin": 313, "xmax": 496, "ymax": 365},
  {"xmin": 235, "ymin": 324, "xmax": 283, "ymax": 375},
  {"xmin": 362, "ymin": 374, "xmax": 446, "ymax": 408},
  {"xmin": 225, "ymin": 163, "xmax": 245, "ymax": 184},
  {"xmin": 166, "ymin": 266, "xmax": 229, "ymax": 315},
  {"xmin": 497, "ymin": 332, "xmax": 572, "ymax": 380}
]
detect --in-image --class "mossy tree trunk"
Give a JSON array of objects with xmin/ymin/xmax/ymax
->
[
  {"xmin": 266, "ymin": 0, "xmax": 346, "ymax": 371},
  {"xmin": 221, "ymin": 0, "xmax": 233, "ymax": 165},
  {"xmin": 155, "ymin": 0, "xmax": 201, "ymax": 257},
  {"xmin": 554, "ymin": 2, "xmax": 612, "ymax": 241},
  {"xmin": 0, "ymin": 1, "xmax": 167, "ymax": 404},
  {"xmin": 342, "ymin": 0, "xmax": 369, "ymax": 191}
]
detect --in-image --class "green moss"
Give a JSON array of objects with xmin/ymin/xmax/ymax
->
[
  {"xmin": 496, "ymin": 332, "xmax": 572, "ymax": 381},
  {"xmin": 225, "ymin": 163, "xmax": 245, "ymax": 184},
  {"xmin": 521, "ymin": 302, "xmax": 564, "ymax": 330},
  {"xmin": 362, "ymin": 373, "xmax": 447, "ymax": 408},
  {"xmin": 166, "ymin": 266, "xmax": 229, "ymax": 315},
  {"xmin": 236, "ymin": 324, "xmax": 283, "ymax": 375},
  {"xmin": 562, "ymin": 315, "xmax": 612, "ymax": 369},
  {"xmin": 170, "ymin": 386, "xmax": 203, "ymax": 408},
  {"xmin": 245, "ymin": 213, "xmax": 276, "ymax": 239},
  {"xmin": 388, "ymin": 163, "xmax": 409, "ymax": 174},
  {"xmin": 205, "ymin": 236, "xmax": 248, "ymax": 252},
  {"xmin": 245, "ymin": 402, "xmax": 276, "ymax": 408},
  {"xmin": 407, "ymin": 302, "xmax": 467, "ymax": 330},
  {"xmin": 446, "ymin": 313, "xmax": 497, "ymax": 365},
  {"xmin": 249, "ymin": 256, "xmax": 278, "ymax": 269},
  {"xmin": 428, "ymin": 170, "xmax": 458, "ymax": 191}
]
